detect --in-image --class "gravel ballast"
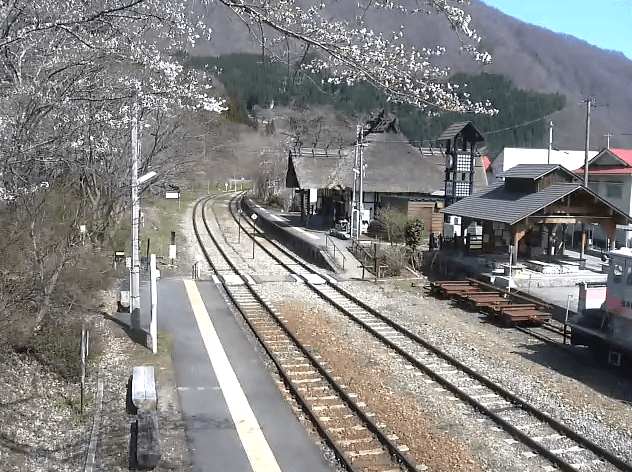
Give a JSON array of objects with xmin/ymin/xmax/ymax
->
[{"xmin": 203, "ymin": 196, "xmax": 632, "ymax": 471}]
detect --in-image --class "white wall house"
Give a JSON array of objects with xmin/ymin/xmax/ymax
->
[
  {"xmin": 491, "ymin": 148, "xmax": 598, "ymax": 182},
  {"xmin": 582, "ymin": 149, "xmax": 632, "ymax": 248}
]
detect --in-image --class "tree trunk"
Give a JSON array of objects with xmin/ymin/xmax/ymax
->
[{"xmin": 33, "ymin": 257, "xmax": 65, "ymax": 331}]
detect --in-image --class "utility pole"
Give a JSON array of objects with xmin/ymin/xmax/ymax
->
[
  {"xmin": 352, "ymin": 124, "xmax": 360, "ymax": 238},
  {"xmin": 583, "ymin": 98, "xmax": 595, "ymax": 187},
  {"xmin": 547, "ymin": 121, "xmax": 554, "ymax": 164},
  {"xmin": 131, "ymin": 100, "xmax": 141, "ymax": 328},
  {"xmin": 605, "ymin": 133, "xmax": 613, "ymax": 149}
]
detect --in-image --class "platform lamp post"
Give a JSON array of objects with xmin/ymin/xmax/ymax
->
[
  {"xmin": 251, "ymin": 213, "xmax": 258, "ymax": 259},
  {"xmin": 130, "ymin": 100, "xmax": 158, "ymax": 331},
  {"xmin": 238, "ymin": 208, "xmax": 242, "ymax": 243}
]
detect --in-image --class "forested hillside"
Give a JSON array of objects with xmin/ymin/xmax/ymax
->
[
  {"xmin": 190, "ymin": 54, "xmax": 565, "ymax": 154},
  {"xmin": 192, "ymin": 0, "xmax": 632, "ymax": 151}
]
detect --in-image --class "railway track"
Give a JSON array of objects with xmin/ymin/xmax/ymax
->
[
  {"xmin": 195, "ymin": 193, "xmax": 632, "ymax": 472},
  {"xmin": 193, "ymin": 194, "xmax": 417, "ymax": 472},
  {"xmin": 426, "ymin": 278, "xmax": 581, "ymax": 350},
  {"xmin": 516, "ymin": 321, "xmax": 571, "ymax": 346}
]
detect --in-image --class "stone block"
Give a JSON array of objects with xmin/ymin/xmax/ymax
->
[
  {"xmin": 136, "ymin": 411, "xmax": 161, "ymax": 469},
  {"xmin": 132, "ymin": 366, "xmax": 157, "ymax": 412}
]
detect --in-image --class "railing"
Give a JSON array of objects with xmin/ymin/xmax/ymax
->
[
  {"xmin": 349, "ymin": 238, "xmax": 388, "ymax": 279},
  {"xmin": 325, "ymin": 234, "xmax": 346, "ymax": 270},
  {"xmin": 436, "ymin": 234, "xmax": 483, "ymax": 252},
  {"xmin": 350, "ymin": 238, "xmax": 373, "ymax": 269}
]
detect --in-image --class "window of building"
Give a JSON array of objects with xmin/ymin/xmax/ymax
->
[{"xmin": 606, "ymin": 183, "xmax": 623, "ymax": 199}]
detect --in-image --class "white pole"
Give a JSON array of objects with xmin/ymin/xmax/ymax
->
[
  {"xmin": 357, "ymin": 125, "xmax": 364, "ymax": 240},
  {"xmin": 80, "ymin": 325, "xmax": 86, "ymax": 414},
  {"xmin": 352, "ymin": 125, "xmax": 360, "ymax": 238},
  {"xmin": 131, "ymin": 100, "xmax": 141, "ymax": 328},
  {"xmin": 508, "ymin": 245, "xmax": 513, "ymax": 293},
  {"xmin": 150, "ymin": 254, "xmax": 157, "ymax": 354},
  {"xmin": 563, "ymin": 294, "xmax": 572, "ymax": 344},
  {"xmin": 547, "ymin": 121, "xmax": 553, "ymax": 164}
]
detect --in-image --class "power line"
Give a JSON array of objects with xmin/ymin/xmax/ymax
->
[{"xmin": 480, "ymin": 105, "xmax": 577, "ymax": 136}]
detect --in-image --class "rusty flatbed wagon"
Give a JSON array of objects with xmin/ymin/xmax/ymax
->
[{"xmin": 428, "ymin": 278, "xmax": 552, "ymax": 326}]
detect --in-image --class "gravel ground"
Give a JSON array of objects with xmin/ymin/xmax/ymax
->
[
  {"xmin": 0, "ymin": 346, "xmax": 93, "ymax": 471},
  {"xmin": 203, "ymin": 195, "xmax": 632, "ymax": 472},
  {"xmin": 6, "ymin": 194, "xmax": 618, "ymax": 472}
]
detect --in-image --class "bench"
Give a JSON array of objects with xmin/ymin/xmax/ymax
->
[
  {"xmin": 465, "ymin": 295, "xmax": 511, "ymax": 310},
  {"xmin": 475, "ymin": 299, "xmax": 515, "ymax": 313},
  {"xmin": 429, "ymin": 281, "xmax": 473, "ymax": 295},
  {"xmin": 136, "ymin": 411, "xmax": 162, "ymax": 469},
  {"xmin": 443, "ymin": 286, "xmax": 482, "ymax": 297},
  {"xmin": 132, "ymin": 365, "xmax": 157, "ymax": 412},
  {"xmin": 498, "ymin": 305, "xmax": 551, "ymax": 325},
  {"xmin": 461, "ymin": 291, "xmax": 504, "ymax": 301}
]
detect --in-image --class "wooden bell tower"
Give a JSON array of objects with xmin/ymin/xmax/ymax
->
[{"xmin": 438, "ymin": 121, "xmax": 485, "ymax": 207}]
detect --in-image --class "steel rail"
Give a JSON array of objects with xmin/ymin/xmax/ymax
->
[
  {"xmin": 192, "ymin": 196, "xmax": 356, "ymax": 471},
  {"xmin": 231, "ymin": 195, "xmax": 632, "ymax": 472},
  {"xmin": 328, "ymin": 281, "xmax": 632, "ymax": 472},
  {"xmin": 515, "ymin": 325, "xmax": 566, "ymax": 346},
  {"xmin": 193, "ymin": 194, "xmax": 419, "ymax": 472}
]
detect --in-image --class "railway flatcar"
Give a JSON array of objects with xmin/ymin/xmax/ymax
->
[{"xmin": 569, "ymin": 248, "xmax": 632, "ymax": 366}]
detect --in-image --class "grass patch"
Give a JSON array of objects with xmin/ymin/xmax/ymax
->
[
  {"xmin": 53, "ymin": 393, "xmax": 94, "ymax": 422},
  {"xmin": 140, "ymin": 189, "xmax": 211, "ymax": 260},
  {"xmin": 131, "ymin": 330, "xmax": 173, "ymax": 369},
  {"xmin": 393, "ymin": 281, "xmax": 417, "ymax": 293},
  {"xmin": 30, "ymin": 329, "xmax": 82, "ymax": 381},
  {"xmin": 156, "ymin": 330, "xmax": 173, "ymax": 357}
]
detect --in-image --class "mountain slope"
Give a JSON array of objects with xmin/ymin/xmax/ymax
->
[{"xmin": 192, "ymin": 0, "xmax": 632, "ymax": 151}]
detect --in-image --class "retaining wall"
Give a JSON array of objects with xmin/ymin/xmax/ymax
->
[{"xmin": 241, "ymin": 198, "xmax": 338, "ymax": 272}]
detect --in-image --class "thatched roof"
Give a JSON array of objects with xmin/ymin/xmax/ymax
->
[
  {"xmin": 286, "ymin": 115, "xmax": 487, "ymax": 195},
  {"xmin": 360, "ymin": 131, "xmax": 445, "ymax": 193},
  {"xmin": 286, "ymin": 132, "xmax": 447, "ymax": 194},
  {"xmin": 286, "ymin": 148, "xmax": 352, "ymax": 190}
]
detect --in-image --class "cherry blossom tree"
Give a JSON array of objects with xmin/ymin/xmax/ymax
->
[
  {"xmin": 212, "ymin": 0, "xmax": 495, "ymax": 114},
  {"xmin": 0, "ymin": 0, "xmax": 225, "ymax": 331},
  {"xmin": 0, "ymin": 0, "xmax": 494, "ymax": 333}
]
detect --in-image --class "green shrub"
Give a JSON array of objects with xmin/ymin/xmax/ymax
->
[
  {"xmin": 378, "ymin": 206, "xmax": 407, "ymax": 244},
  {"xmin": 31, "ymin": 329, "xmax": 82, "ymax": 380},
  {"xmin": 380, "ymin": 246, "xmax": 408, "ymax": 276},
  {"xmin": 405, "ymin": 218, "xmax": 425, "ymax": 251},
  {"xmin": 405, "ymin": 218, "xmax": 425, "ymax": 270}
]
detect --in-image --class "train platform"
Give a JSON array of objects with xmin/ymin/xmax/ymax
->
[
  {"xmin": 246, "ymin": 199, "xmax": 369, "ymax": 281},
  {"xmin": 429, "ymin": 247, "xmax": 610, "ymax": 318},
  {"xmin": 245, "ymin": 199, "xmax": 612, "ymax": 318},
  {"xmin": 122, "ymin": 277, "xmax": 332, "ymax": 472}
]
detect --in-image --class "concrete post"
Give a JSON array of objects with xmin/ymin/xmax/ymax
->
[
  {"xmin": 131, "ymin": 100, "xmax": 141, "ymax": 330},
  {"xmin": 150, "ymin": 254, "xmax": 157, "ymax": 354}
]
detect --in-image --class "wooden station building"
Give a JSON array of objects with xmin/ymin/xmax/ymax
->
[{"xmin": 442, "ymin": 163, "xmax": 632, "ymax": 261}]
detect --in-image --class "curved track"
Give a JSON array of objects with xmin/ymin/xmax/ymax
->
[
  {"xmin": 193, "ymin": 194, "xmax": 417, "ymax": 472},
  {"xmin": 196, "ymin": 193, "xmax": 632, "ymax": 472}
]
